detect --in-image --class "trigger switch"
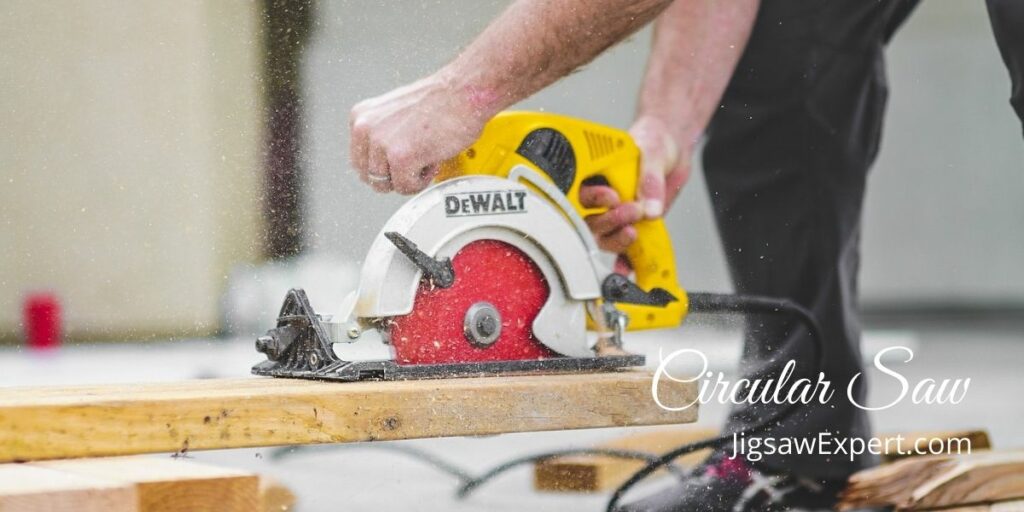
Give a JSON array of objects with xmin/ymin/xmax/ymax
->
[{"xmin": 516, "ymin": 128, "xmax": 576, "ymax": 193}]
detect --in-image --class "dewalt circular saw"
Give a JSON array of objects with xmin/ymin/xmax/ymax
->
[{"xmin": 253, "ymin": 111, "xmax": 691, "ymax": 381}]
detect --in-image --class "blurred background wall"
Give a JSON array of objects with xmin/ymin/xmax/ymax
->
[
  {"xmin": 0, "ymin": 1, "xmax": 264, "ymax": 341},
  {"xmin": 0, "ymin": 0, "xmax": 1021, "ymax": 342},
  {"xmin": 304, "ymin": 0, "xmax": 1024, "ymax": 309}
]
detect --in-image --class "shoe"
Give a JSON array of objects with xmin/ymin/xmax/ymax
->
[{"xmin": 614, "ymin": 452, "xmax": 846, "ymax": 512}]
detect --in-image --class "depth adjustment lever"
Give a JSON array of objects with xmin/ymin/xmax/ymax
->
[{"xmin": 385, "ymin": 232, "xmax": 456, "ymax": 288}]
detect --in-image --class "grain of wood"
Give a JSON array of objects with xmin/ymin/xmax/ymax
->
[
  {"xmin": 0, "ymin": 464, "xmax": 137, "ymax": 512},
  {"xmin": 0, "ymin": 372, "xmax": 697, "ymax": 462},
  {"xmin": 534, "ymin": 426, "xmax": 717, "ymax": 492},
  {"xmin": 839, "ymin": 451, "xmax": 1024, "ymax": 511},
  {"xmin": 37, "ymin": 457, "xmax": 259, "ymax": 512},
  {"xmin": 909, "ymin": 452, "xmax": 1024, "ymax": 510}
]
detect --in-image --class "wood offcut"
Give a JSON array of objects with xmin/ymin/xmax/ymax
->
[
  {"xmin": 0, "ymin": 457, "xmax": 290, "ymax": 512},
  {"xmin": 534, "ymin": 426, "xmax": 717, "ymax": 492},
  {"xmin": 0, "ymin": 464, "xmax": 137, "ymax": 512},
  {"xmin": 36, "ymin": 458, "xmax": 259, "ymax": 512},
  {"xmin": 839, "ymin": 450, "xmax": 1024, "ymax": 511}
]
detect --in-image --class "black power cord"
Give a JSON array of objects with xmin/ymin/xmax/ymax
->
[
  {"xmin": 270, "ymin": 443, "xmax": 689, "ymax": 493},
  {"xmin": 269, "ymin": 443, "xmax": 477, "ymax": 482}
]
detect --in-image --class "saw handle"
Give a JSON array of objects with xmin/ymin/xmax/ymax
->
[{"xmin": 571, "ymin": 165, "xmax": 688, "ymax": 331}]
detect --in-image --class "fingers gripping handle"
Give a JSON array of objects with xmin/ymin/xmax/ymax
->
[
  {"xmin": 562, "ymin": 118, "xmax": 687, "ymax": 330},
  {"xmin": 581, "ymin": 158, "xmax": 687, "ymax": 330}
]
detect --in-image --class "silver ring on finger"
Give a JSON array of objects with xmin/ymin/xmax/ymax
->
[{"xmin": 367, "ymin": 173, "xmax": 391, "ymax": 183}]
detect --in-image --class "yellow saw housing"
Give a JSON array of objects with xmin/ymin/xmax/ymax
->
[{"xmin": 438, "ymin": 111, "xmax": 688, "ymax": 330}]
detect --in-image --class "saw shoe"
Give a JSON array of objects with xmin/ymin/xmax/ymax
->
[{"xmin": 615, "ymin": 452, "xmax": 845, "ymax": 512}]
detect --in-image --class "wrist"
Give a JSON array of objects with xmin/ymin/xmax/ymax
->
[
  {"xmin": 634, "ymin": 106, "xmax": 701, "ymax": 153},
  {"xmin": 435, "ymin": 63, "xmax": 509, "ymax": 124}
]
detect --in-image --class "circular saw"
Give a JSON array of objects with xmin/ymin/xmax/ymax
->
[{"xmin": 253, "ymin": 112, "xmax": 689, "ymax": 381}]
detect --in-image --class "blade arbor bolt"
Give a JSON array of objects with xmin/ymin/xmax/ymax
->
[{"xmin": 464, "ymin": 302, "xmax": 502, "ymax": 348}]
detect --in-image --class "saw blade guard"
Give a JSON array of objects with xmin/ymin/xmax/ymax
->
[{"xmin": 353, "ymin": 174, "xmax": 605, "ymax": 358}]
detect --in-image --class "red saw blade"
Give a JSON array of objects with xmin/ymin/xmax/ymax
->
[{"xmin": 387, "ymin": 239, "xmax": 558, "ymax": 365}]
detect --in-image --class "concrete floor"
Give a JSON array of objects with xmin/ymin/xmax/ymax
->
[{"xmin": 1, "ymin": 317, "xmax": 1020, "ymax": 511}]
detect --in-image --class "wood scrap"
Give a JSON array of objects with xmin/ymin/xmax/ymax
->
[
  {"xmin": 534, "ymin": 426, "xmax": 717, "ymax": 492},
  {"xmin": 37, "ymin": 457, "xmax": 259, "ymax": 512},
  {"xmin": 0, "ymin": 457, "xmax": 289, "ymax": 512},
  {"xmin": 0, "ymin": 464, "xmax": 137, "ymax": 512},
  {"xmin": 839, "ymin": 451, "xmax": 1024, "ymax": 511}
]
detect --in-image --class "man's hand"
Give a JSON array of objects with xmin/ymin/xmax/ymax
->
[
  {"xmin": 580, "ymin": 185, "xmax": 643, "ymax": 255},
  {"xmin": 349, "ymin": 73, "xmax": 488, "ymax": 194},
  {"xmin": 580, "ymin": 115, "xmax": 691, "ymax": 254}
]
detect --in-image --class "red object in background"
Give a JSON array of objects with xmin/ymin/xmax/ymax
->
[{"xmin": 23, "ymin": 293, "xmax": 62, "ymax": 350}]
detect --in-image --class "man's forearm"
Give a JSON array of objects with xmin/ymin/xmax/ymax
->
[
  {"xmin": 638, "ymin": 0, "xmax": 760, "ymax": 146},
  {"xmin": 440, "ymin": 0, "xmax": 674, "ymax": 119}
]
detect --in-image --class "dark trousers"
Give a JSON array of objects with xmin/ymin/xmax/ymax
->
[{"xmin": 703, "ymin": 0, "xmax": 1023, "ymax": 480}]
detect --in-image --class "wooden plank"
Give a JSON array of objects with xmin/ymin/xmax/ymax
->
[
  {"xmin": 534, "ymin": 426, "xmax": 717, "ymax": 492},
  {"xmin": 37, "ymin": 457, "xmax": 259, "ymax": 512},
  {"xmin": 2, "ymin": 457, "xmax": 282, "ymax": 512},
  {"xmin": 0, "ymin": 372, "xmax": 697, "ymax": 462},
  {"xmin": 909, "ymin": 452, "xmax": 1024, "ymax": 510},
  {"xmin": 840, "ymin": 453, "xmax": 965, "ymax": 510},
  {"xmin": 0, "ymin": 464, "xmax": 137, "ymax": 512}
]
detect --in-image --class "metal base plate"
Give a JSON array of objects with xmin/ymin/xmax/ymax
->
[{"xmin": 252, "ymin": 354, "xmax": 645, "ymax": 382}]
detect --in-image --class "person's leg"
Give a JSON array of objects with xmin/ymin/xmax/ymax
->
[
  {"xmin": 986, "ymin": 0, "xmax": 1024, "ymax": 134},
  {"xmin": 702, "ymin": 0, "xmax": 919, "ymax": 482}
]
